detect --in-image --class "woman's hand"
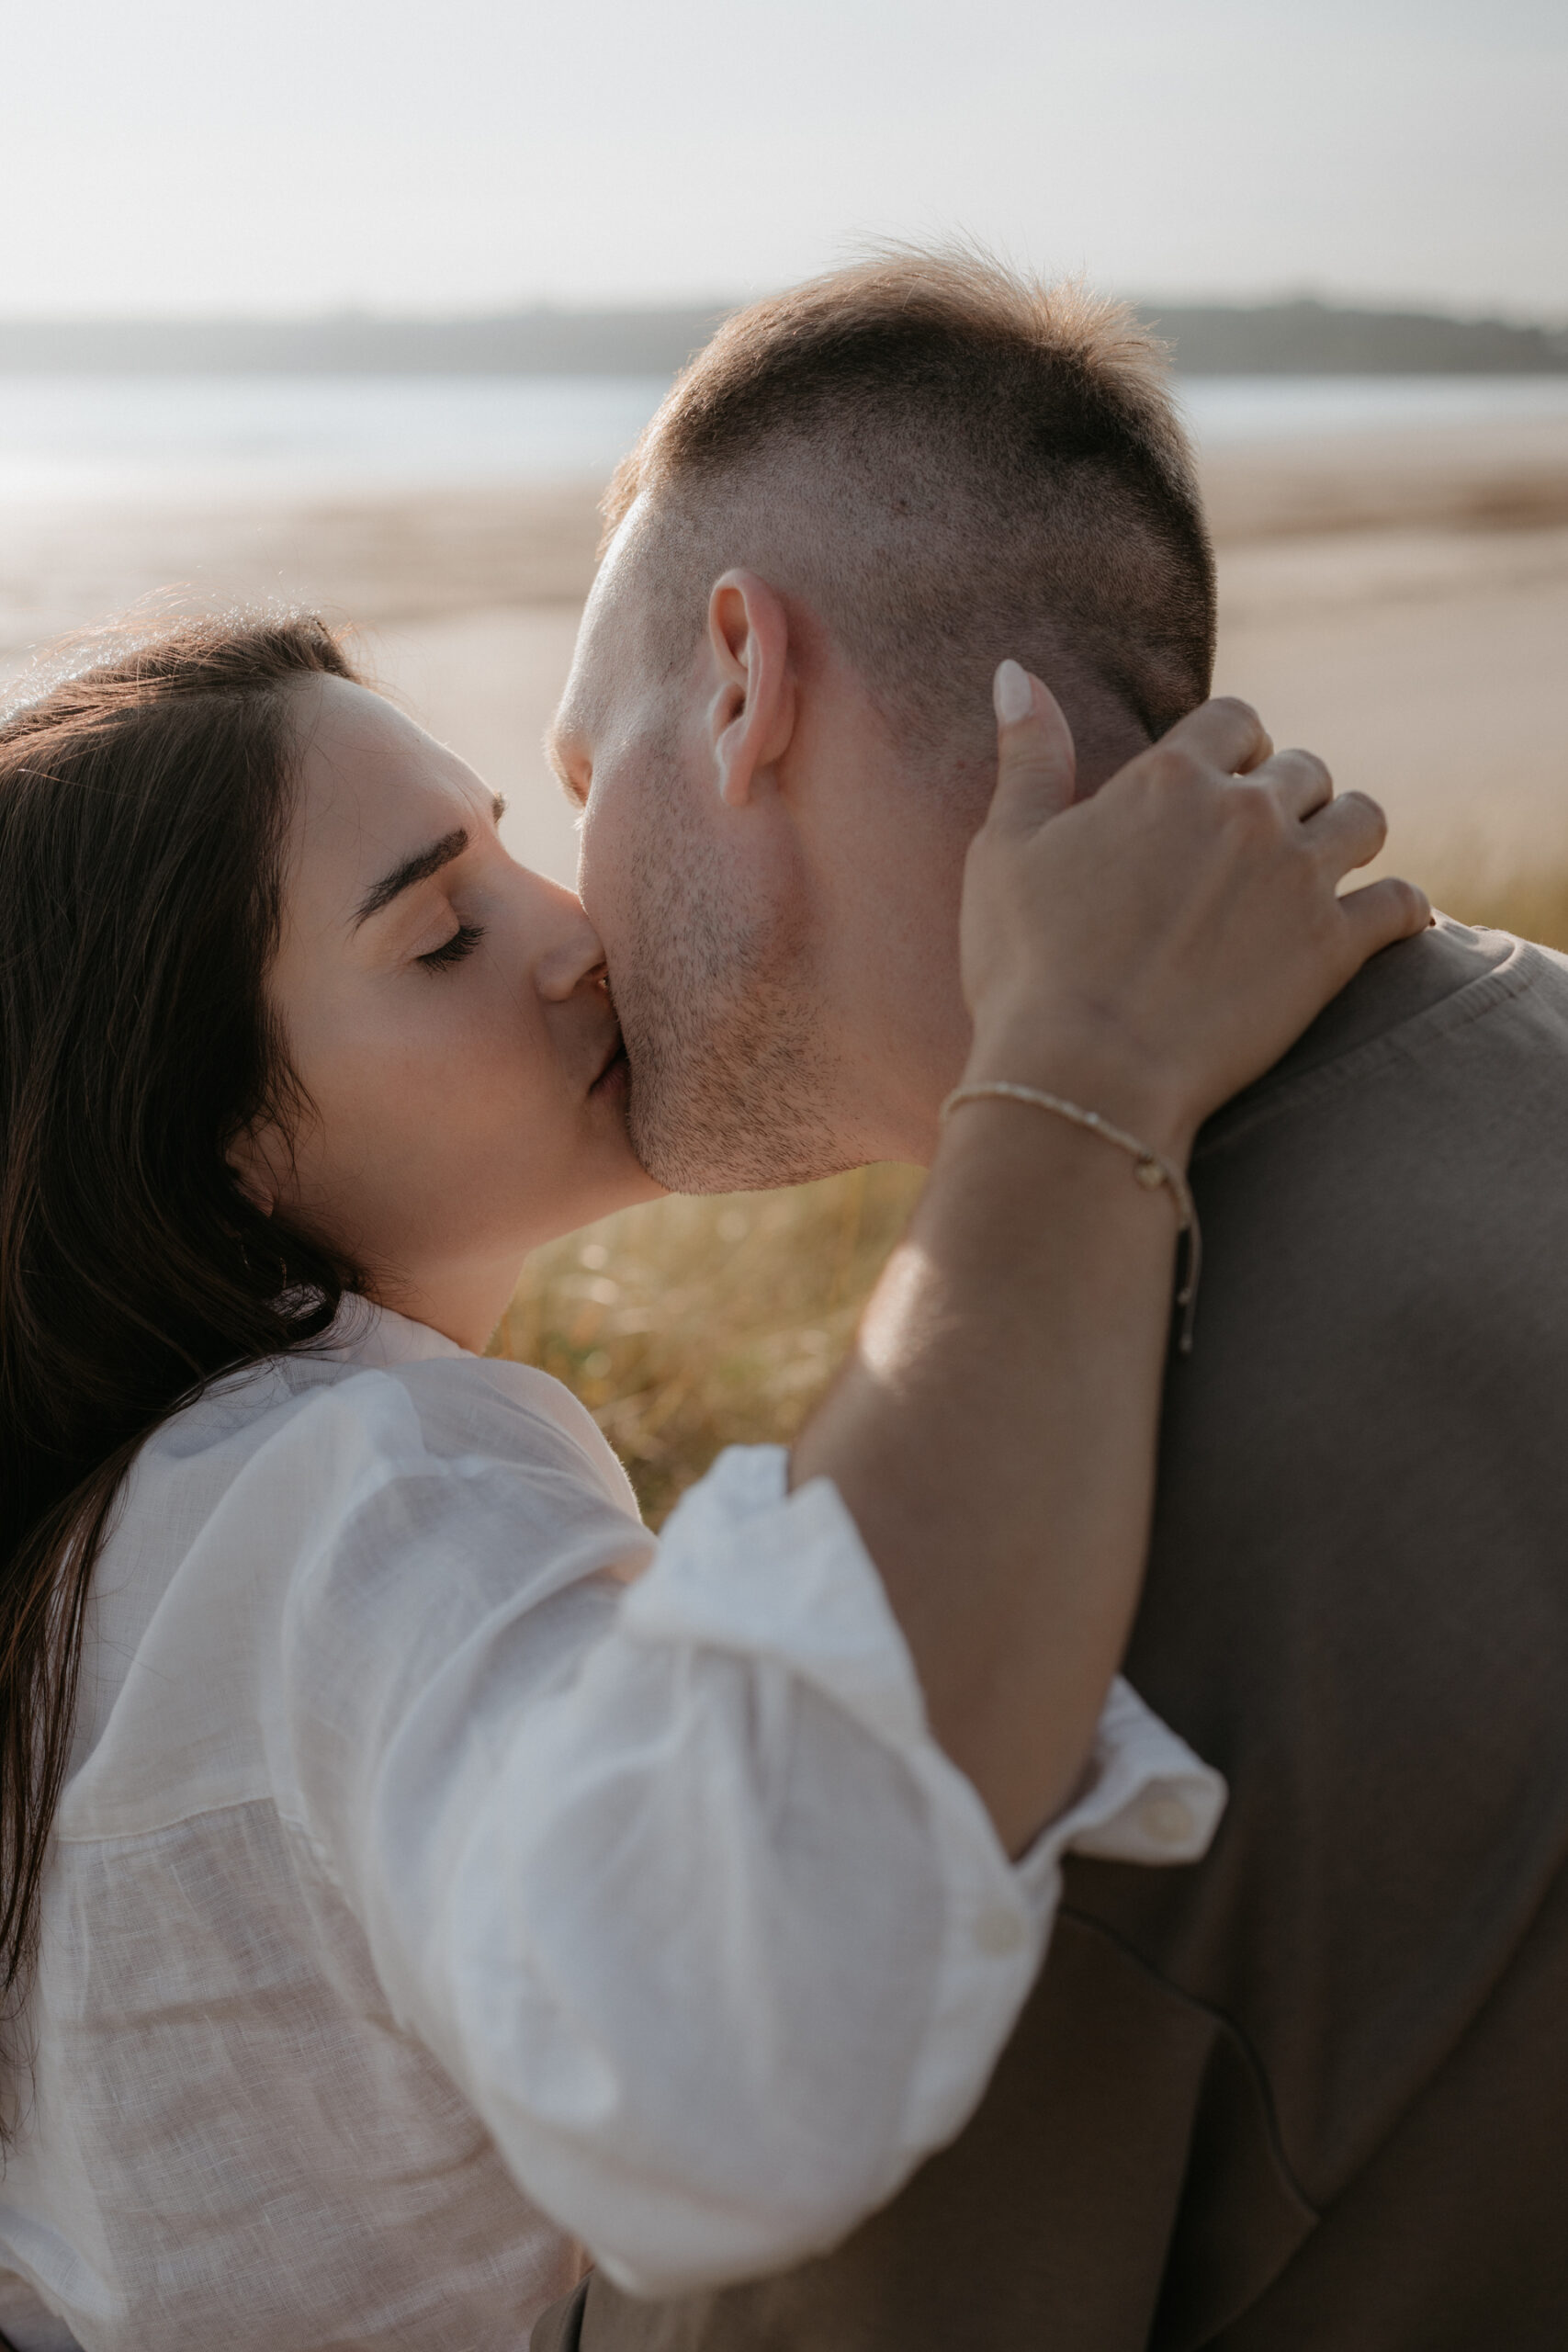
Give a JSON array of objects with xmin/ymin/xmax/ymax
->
[{"xmin": 961, "ymin": 663, "xmax": 1430, "ymax": 1162}]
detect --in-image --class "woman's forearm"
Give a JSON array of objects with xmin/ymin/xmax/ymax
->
[{"xmin": 793, "ymin": 1082, "xmax": 1187, "ymax": 1856}]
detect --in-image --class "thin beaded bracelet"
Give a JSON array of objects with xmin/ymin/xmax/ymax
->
[{"xmin": 941, "ymin": 1080, "xmax": 1201, "ymax": 1354}]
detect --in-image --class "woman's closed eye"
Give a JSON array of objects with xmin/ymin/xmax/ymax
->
[{"xmin": 418, "ymin": 921, "xmax": 487, "ymax": 973}]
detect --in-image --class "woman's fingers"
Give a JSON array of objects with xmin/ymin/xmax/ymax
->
[
  {"xmin": 1257, "ymin": 745, "xmax": 1334, "ymax": 821},
  {"xmin": 1303, "ymin": 786, "xmax": 1389, "ymax": 877},
  {"xmin": 1303, "ymin": 786, "xmax": 1430, "ymax": 949},
  {"xmin": 1338, "ymin": 875, "xmax": 1433, "ymax": 956},
  {"xmin": 989, "ymin": 662, "xmax": 1077, "ymax": 831},
  {"xmin": 989, "ymin": 685, "xmax": 1281, "ymax": 842},
  {"xmin": 1156, "ymin": 694, "xmax": 1274, "ymax": 778}
]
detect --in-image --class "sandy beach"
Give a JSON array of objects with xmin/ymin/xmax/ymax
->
[{"xmin": 3, "ymin": 412, "xmax": 1565, "ymax": 892}]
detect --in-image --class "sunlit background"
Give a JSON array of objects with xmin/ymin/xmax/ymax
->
[
  {"xmin": 5, "ymin": 0, "xmax": 1564, "ymax": 313},
  {"xmin": 4, "ymin": 0, "xmax": 1564, "ymax": 1510}
]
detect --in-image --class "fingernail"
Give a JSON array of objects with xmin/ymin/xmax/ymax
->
[{"xmin": 993, "ymin": 660, "xmax": 1032, "ymax": 727}]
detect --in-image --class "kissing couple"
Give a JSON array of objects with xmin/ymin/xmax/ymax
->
[{"xmin": 2, "ymin": 253, "xmax": 1564, "ymax": 2352}]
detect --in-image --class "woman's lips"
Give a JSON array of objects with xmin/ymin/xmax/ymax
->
[{"xmin": 590, "ymin": 1040, "xmax": 630, "ymax": 1100}]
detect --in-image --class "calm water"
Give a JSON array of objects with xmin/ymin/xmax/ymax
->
[{"xmin": 0, "ymin": 373, "xmax": 1565, "ymax": 503}]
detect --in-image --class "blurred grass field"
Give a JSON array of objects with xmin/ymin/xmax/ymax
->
[
  {"xmin": 491, "ymin": 854, "xmax": 1568, "ymax": 1527},
  {"xmin": 491, "ymin": 1162, "xmax": 925, "ymax": 1526}
]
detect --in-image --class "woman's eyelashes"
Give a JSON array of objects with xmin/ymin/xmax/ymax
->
[{"xmin": 417, "ymin": 921, "xmax": 488, "ymax": 973}]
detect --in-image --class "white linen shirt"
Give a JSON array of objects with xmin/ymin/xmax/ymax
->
[{"xmin": 0, "ymin": 1307, "xmax": 1224, "ymax": 2352}]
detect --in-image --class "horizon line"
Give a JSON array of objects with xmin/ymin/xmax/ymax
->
[{"xmin": 0, "ymin": 292, "xmax": 1563, "ymax": 332}]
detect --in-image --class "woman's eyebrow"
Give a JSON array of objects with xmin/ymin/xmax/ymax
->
[{"xmin": 353, "ymin": 828, "xmax": 469, "ymax": 930}]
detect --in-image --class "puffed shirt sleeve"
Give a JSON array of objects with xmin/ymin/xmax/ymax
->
[{"xmin": 280, "ymin": 1364, "xmax": 1224, "ymax": 2298}]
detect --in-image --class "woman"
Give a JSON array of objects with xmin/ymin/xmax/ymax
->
[{"xmin": 0, "ymin": 617, "xmax": 1423, "ymax": 2351}]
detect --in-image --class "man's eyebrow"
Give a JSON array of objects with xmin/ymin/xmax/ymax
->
[{"xmin": 353, "ymin": 828, "xmax": 469, "ymax": 930}]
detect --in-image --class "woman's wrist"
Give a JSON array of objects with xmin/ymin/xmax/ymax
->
[{"xmin": 961, "ymin": 1004, "xmax": 1201, "ymax": 1167}]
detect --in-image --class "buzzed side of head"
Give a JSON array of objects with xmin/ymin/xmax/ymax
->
[{"xmin": 604, "ymin": 249, "xmax": 1216, "ymax": 789}]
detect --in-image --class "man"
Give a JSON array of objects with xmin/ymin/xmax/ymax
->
[{"xmin": 536, "ymin": 253, "xmax": 1568, "ymax": 2346}]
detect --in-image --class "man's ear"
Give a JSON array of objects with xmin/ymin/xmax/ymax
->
[{"xmin": 705, "ymin": 570, "xmax": 797, "ymax": 808}]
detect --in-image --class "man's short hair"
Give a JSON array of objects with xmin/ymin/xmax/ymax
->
[{"xmin": 604, "ymin": 248, "xmax": 1216, "ymax": 775}]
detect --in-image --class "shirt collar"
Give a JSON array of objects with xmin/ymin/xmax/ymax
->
[{"xmin": 323, "ymin": 1295, "xmax": 473, "ymax": 1371}]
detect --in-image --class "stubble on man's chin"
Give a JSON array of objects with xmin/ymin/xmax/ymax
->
[
  {"xmin": 614, "ymin": 894, "xmax": 853, "ymax": 1194},
  {"xmin": 622, "ymin": 974, "xmax": 852, "ymax": 1194}
]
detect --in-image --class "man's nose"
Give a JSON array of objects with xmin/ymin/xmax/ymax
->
[{"xmin": 527, "ymin": 871, "xmax": 610, "ymax": 1001}]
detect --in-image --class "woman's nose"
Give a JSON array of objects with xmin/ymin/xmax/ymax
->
[{"xmin": 527, "ymin": 870, "xmax": 609, "ymax": 1001}]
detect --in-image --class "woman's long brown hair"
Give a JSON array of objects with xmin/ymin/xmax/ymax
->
[{"xmin": 0, "ymin": 616, "xmax": 364, "ymax": 2063}]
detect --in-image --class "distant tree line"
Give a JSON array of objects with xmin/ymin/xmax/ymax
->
[
  {"xmin": 1141, "ymin": 300, "xmax": 1568, "ymax": 375},
  {"xmin": 0, "ymin": 298, "xmax": 1562, "ymax": 376}
]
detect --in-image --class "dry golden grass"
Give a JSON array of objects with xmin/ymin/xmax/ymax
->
[
  {"xmin": 490, "ymin": 854, "xmax": 1568, "ymax": 1529},
  {"xmin": 491, "ymin": 1163, "xmax": 924, "ymax": 1525},
  {"xmin": 1427, "ymin": 857, "xmax": 1568, "ymax": 961}
]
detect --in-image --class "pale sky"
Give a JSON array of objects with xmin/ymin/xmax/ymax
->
[{"xmin": 4, "ymin": 0, "xmax": 1563, "ymax": 319}]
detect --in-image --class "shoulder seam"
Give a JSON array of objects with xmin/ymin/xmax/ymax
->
[{"xmin": 1195, "ymin": 944, "xmax": 1543, "ymax": 1166}]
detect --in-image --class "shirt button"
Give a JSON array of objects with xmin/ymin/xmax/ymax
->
[
  {"xmin": 1138, "ymin": 1791, "xmax": 1197, "ymax": 1848},
  {"xmin": 974, "ymin": 1904, "xmax": 1027, "ymax": 1957}
]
